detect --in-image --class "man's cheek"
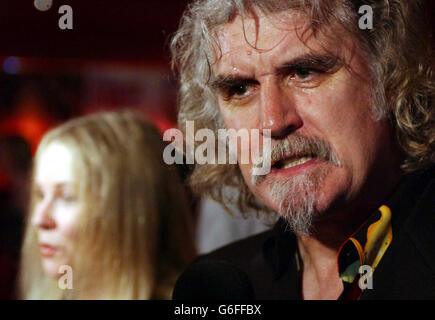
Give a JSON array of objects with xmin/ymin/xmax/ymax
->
[{"xmin": 238, "ymin": 163, "xmax": 252, "ymax": 182}]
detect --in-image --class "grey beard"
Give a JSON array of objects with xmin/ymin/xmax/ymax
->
[{"xmin": 268, "ymin": 168, "xmax": 329, "ymax": 235}]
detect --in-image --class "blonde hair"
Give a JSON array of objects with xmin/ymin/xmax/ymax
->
[
  {"xmin": 171, "ymin": 0, "xmax": 434, "ymax": 215},
  {"xmin": 19, "ymin": 111, "xmax": 196, "ymax": 299}
]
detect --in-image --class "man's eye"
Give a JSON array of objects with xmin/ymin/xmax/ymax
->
[
  {"xmin": 214, "ymin": 78, "xmax": 260, "ymax": 102},
  {"xmin": 220, "ymin": 82, "xmax": 257, "ymax": 103},
  {"xmin": 229, "ymin": 84, "xmax": 249, "ymax": 97},
  {"xmin": 294, "ymin": 68, "xmax": 312, "ymax": 79},
  {"xmin": 288, "ymin": 68, "xmax": 326, "ymax": 88}
]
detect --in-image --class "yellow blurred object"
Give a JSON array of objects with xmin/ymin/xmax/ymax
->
[{"xmin": 364, "ymin": 205, "xmax": 393, "ymax": 271}]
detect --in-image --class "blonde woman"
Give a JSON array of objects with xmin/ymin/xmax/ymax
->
[{"xmin": 19, "ymin": 111, "xmax": 196, "ymax": 299}]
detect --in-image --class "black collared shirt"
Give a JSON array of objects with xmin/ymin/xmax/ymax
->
[{"xmin": 175, "ymin": 165, "xmax": 435, "ymax": 299}]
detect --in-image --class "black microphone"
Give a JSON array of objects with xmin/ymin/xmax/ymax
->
[{"xmin": 172, "ymin": 259, "xmax": 255, "ymax": 300}]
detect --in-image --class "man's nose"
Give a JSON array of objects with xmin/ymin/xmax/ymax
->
[
  {"xmin": 260, "ymin": 81, "xmax": 303, "ymax": 138},
  {"xmin": 32, "ymin": 198, "xmax": 56, "ymax": 230}
]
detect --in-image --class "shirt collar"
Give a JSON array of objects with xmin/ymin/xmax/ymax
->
[
  {"xmin": 337, "ymin": 164, "xmax": 435, "ymax": 292},
  {"xmin": 263, "ymin": 204, "xmax": 394, "ymax": 281},
  {"xmin": 260, "ymin": 165, "xmax": 434, "ymax": 299},
  {"xmin": 338, "ymin": 205, "xmax": 393, "ymax": 282}
]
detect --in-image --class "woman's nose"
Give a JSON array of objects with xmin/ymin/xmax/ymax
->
[{"xmin": 32, "ymin": 197, "xmax": 56, "ymax": 230}]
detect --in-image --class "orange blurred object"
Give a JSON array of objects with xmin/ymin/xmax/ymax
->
[{"xmin": 0, "ymin": 88, "xmax": 56, "ymax": 154}]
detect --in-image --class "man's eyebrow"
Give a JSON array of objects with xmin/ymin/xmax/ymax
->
[
  {"xmin": 210, "ymin": 75, "xmax": 258, "ymax": 91},
  {"xmin": 276, "ymin": 53, "xmax": 341, "ymax": 76},
  {"xmin": 210, "ymin": 53, "xmax": 341, "ymax": 90}
]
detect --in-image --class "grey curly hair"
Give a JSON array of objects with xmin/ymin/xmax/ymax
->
[{"xmin": 170, "ymin": 0, "xmax": 434, "ymax": 215}]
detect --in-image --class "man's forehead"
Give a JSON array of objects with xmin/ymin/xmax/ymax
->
[
  {"xmin": 212, "ymin": 10, "xmax": 346, "ymax": 76},
  {"xmin": 214, "ymin": 11, "xmax": 312, "ymax": 73},
  {"xmin": 216, "ymin": 10, "xmax": 307, "ymax": 50}
]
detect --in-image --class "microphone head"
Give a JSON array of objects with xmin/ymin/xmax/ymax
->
[
  {"xmin": 34, "ymin": 0, "xmax": 53, "ymax": 12},
  {"xmin": 172, "ymin": 259, "xmax": 255, "ymax": 300}
]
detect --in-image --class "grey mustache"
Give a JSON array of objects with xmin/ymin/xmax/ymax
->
[
  {"xmin": 251, "ymin": 134, "xmax": 340, "ymax": 185},
  {"xmin": 270, "ymin": 134, "xmax": 340, "ymax": 167}
]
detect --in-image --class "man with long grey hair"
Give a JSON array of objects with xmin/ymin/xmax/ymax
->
[{"xmin": 171, "ymin": 0, "xmax": 434, "ymax": 299}]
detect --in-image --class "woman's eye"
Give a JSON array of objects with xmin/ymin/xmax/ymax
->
[
  {"xmin": 61, "ymin": 193, "xmax": 77, "ymax": 203},
  {"xmin": 56, "ymin": 187, "xmax": 78, "ymax": 203}
]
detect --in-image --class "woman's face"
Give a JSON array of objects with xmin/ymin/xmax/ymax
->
[{"xmin": 32, "ymin": 141, "xmax": 81, "ymax": 278}]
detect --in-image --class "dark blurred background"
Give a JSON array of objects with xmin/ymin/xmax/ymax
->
[{"xmin": 0, "ymin": 0, "xmax": 191, "ymax": 146}]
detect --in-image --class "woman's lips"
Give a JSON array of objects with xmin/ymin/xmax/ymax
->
[{"xmin": 39, "ymin": 244, "xmax": 57, "ymax": 257}]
